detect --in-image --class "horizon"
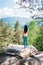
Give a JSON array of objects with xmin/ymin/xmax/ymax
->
[
  {"xmin": 0, "ymin": 17, "xmax": 31, "ymax": 28},
  {"xmin": 0, "ymin": 16, "xmax": 43, "ymax": 28}
]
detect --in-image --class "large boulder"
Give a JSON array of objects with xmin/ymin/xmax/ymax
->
[
  {"xmin": 4, "ymin": 44, "xmax": 24, "ymax": 55},
  {"xmin": 4, "ymin": 44, "xmax": 39, "ymax": 58},
  {"xmin": 1, "ymin": 52, "xmax": 43, "ymax": 65},
  {"xmin": 19, "ymin": 45, "xmax": 39, "ymax": 59},
  {"xmin": 0, "ymin": 44, "xmax": 43, "ymax": 65},
  {"xmin": 24, "ymin": 52, "xmax": 43, "ymax": 65},
  {"xmin": 1, "ymin": 56, "xmax": 20, "ymax": 65}
]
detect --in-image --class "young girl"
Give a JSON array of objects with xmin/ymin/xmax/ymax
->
[{"xmin": 23, "ymin": 25, "xmax": 28, "ymax": 48}]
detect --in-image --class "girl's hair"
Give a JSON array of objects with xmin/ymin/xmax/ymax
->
[{"xmin": 24, "ymin": 25, "xmax": 28, "ymax": 33}]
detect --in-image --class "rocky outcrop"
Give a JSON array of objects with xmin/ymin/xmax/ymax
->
[
  {"xmin": 0, "ymin": 44, "xmax": 43, "ymax": 65},
  {"xmin": 1, "ymin": 57, "xmax": 20, "ymax": 65},
  {"xmin": 1, "ymin": 52, "xmax": 43, "ymax": 65}
]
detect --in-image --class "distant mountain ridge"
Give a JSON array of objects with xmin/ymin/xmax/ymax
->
[
  {"xmin": 0, "ymin": 17, "xmax": 43, "ymax": 28},
  {"xmin": 0, "ymin": 17, "xmax": 30, "ymax": 28}
]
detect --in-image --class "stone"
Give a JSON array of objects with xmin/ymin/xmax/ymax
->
[
  {"xmin": 1, "ymin": 57, "xmax": 20, "ymax": 65},
  {"xmin": 1, "ymin": 44, "xmax": 43, "ymax": 65}
]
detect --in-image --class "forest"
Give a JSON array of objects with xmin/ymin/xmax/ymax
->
[{"xmin": 0, "ymin": 19, "xmax": 43, "ymax": 53}]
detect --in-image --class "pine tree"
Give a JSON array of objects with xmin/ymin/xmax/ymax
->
[{"xmin": 14, "ymin": 21, "xmax": 22, "ymax": 44}]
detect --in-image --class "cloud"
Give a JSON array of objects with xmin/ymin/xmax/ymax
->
[
  {"xmin": 33, "ymin": 10, "xmax": 43, "ymax": 16},
  {"xmin": 0, "ymin": 7, "xmax": 31, "ymax": 18},
  {"xmin": 13, "ymin": 0, "xmax": 42, "ymax": 18},
  {"xmin": 13, "ymin": 0, "xmax": 31, "ymax": 18},
  {"xmin": 14, "ymin": 0, "xmax": 20, "ymax": 2},
  {"xmin": 0, "ymin": 9, "xmax": 3, "ymax": 18},
  {"xmin": 0, "ymin": 0, "xmax": 43, "ymax": 18},
  {"xmin": 0, "ymin": 7, "xmax": 14, "ymax": 18},
  {"xmin": 14, "ymin": 8, "xmax": 31, "ymax": 18},
  {"xmin": 0, "ymin": 6, "xmax": 43, "ymax": 18},
  {"xmin": 14, "ymin": 0, "xmax": 30, "ymax": 8}
]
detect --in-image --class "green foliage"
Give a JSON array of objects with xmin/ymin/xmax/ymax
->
[
  {"xmin": 28, "ymin": 20, "xmax": 39, "ymax": 45},
  {"xmin": 14, "ymin": 21, "xmax": 23, "ymax": 44},
  {"xmin": 33, "ymin": 25, "xmax": 43, "ymax": 51},
  {"xmin": 0, "ymin": 18, "xmax": 43, "ymax": 53},
  {"xmin": 14, "ymin": 21, "xmax": 20, "ymax": 31},
  {"xmin": 0, "ymin": 20, "xmax": 14, "ymax": 52},
  {"xmin": 28, "ymin": 20, "xmax": 43, "ymax": 51},
  {"xmin": 0, "ymin": 42, "xmax": 8, "ymax": 53},
  {"xmin": 0, "ymin": 20, "xmax": 23, "ymax": 53}
]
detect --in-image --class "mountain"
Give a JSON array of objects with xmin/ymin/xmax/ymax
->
[{"xmin": 0, "ymin": 17, "xmax": 30, "ymax": 28}]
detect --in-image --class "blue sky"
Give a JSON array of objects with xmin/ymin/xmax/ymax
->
[
  {"xmin": 0, "ymin": 0, "xmax": 43, "ymax": 18},
  {"xmin": 0, "ymin": 0, "xmax": 14, "ymax": 8},
  {"xmin": 0, "ymin": 0, "xmax": 5, "ymax": 8},
  {"xmin": 0, "ymin": 0, "xmax": 30, "ymax": 18}
]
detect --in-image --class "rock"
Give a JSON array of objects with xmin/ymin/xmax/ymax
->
[
  {"xmin": 2, "ymin": 44, "xmax": 43, "ymax": 65},
  {"xmin": 19, "ymin": 45, "xmax": 39, "ymax": 59},
  {"xmin": 4, "ymin": 44, "xmax": 39, "ymax": 59},
  {"xmin": 35, "ymin": 52, "xmax": 43, "ymax": 65},
  {"xmin": 1, "ymin": 56, "xmax": 20, "ymax": 65},
  {"xmin": 0, "ymin": 52, "xmax": 43, "ymax": 65},
  {"xmin": 4, "ymin": 44, "xmax": 24, "ymax": 55},
  {"xmin": 27, "ymin": 45, "xmax": 39, "ymax": 55},
  {"xmin": 19, "ymin": 48, "xmax": 31, "ymax": 59},
  {"xmin": 5, "ymin": 44, "xmax": 24, "ymax": 51},
  {"xmin": 23, "ymin": 52, "xmax": 43, "ymax": 65}
]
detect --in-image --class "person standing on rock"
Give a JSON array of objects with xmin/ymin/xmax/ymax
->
[{"xmin": 23, "ymin": 25, "xmax": 28, "ymax": 48}]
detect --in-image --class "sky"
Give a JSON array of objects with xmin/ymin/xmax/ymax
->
[
  {"xmin": 0, "ymin": 0, "xmax": 43, "ymax": 18},
  {"xmin": 0, "ymin": 0, "xmax": 30, "ymax": 18}
]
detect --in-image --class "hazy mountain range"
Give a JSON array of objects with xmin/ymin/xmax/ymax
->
[
  {"xmin": 0, "ymin": 17, "xmax": 43, "ymax": 28},
  {"xmin": 0, "ymin": 17, "xmax": 30, "ymax": 28}
]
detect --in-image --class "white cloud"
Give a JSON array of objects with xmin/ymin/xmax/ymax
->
[
  {"xmin": 14, "ymin": 0, "xmax": 19, "ymax": 2},
  {"xmin": 31, "ymin": 10, "xmax": 43, "ymax": 17},
  {"xmin": 13, "ymin": 0, "xmax": 31, "ymax": 18},
  {"xmin": 2, "ymin": 7, "xmax": 14, "ymax": 16},
  {"xmin": 0, "ymin": 7, "xmax": 14, "ymax": 18},
  {"xmin": 0, "ymin": 0, "xmax": 42, "ymax": 18},
  {"xmin": 14, "ymin": 0, "xmax": 30, "ymax": 8},
  {"xmin": 0, "ymin": 6, "xmax": 42, "ymax": 18},
  {"xmin": 0, "ymin": 9, "xmax": 3, "ymax": 18},
  {"xmin": 32, "ymin": 10, "xmax": 38, "ymax": 16},
  {"xmin": 0, "ymin": 7, "xmax": 31, "ymax": 18},
  {"xmin": 13, "ymin": 0, "xmax": 37, "ymax": 18},
  {"xmin": 14, "ymin": 8, "xmax": 31, "ymax": 18}
]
